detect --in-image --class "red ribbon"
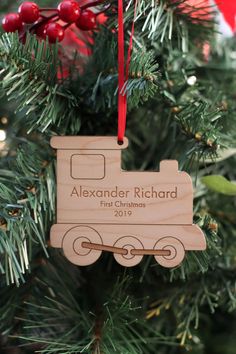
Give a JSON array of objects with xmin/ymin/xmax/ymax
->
[{"xmin": 117, "ymin": 0, "xmax": 137, "ymax": 143}]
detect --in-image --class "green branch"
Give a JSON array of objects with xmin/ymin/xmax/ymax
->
[
  {"xmin": 0, "ymin": 141, "xmax": 55, "ymax": 286},
  {"xmin": 0, "ymin": 33, "xmax": 79, "ymax": 134}
]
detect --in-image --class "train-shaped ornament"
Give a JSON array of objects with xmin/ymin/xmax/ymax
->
[{"xmin": 50, "ymin": 136, "xmax": 206, "ymax": 268}]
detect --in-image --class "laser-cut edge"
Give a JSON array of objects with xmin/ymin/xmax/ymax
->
[{"xmin": 50, "ymin": 136, "xmax": 206, "ymax": 268}]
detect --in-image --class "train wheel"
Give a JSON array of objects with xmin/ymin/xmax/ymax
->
[
  {"xmin": 62, "ymin": 226, "xmax": 102, "ymax": 266},
  {"xmin": 113, "ymin": 236, "xmax": 144, "ymax": 267},
  {"xmin": 154, "ymin": 237, "xmax": 185, "ymax": 268}
]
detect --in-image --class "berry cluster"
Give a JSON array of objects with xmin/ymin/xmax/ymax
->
[{"xmin": 2, "ymin": 1, "xmax": 103, "ymax": 43}]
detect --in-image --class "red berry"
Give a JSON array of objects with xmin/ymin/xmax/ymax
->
[
  {"xmin": 45, "ymin": 23, "xmax": 65, "ymax": 43},
  {"xmin": 58, "ymin": 1, "xmax": 81, "ymax": 23},
  {"xmin": 2, "ymin": 13, "xmax": 23, "ymax": 33},
  {"xmin": 18, "ymin": 2, "xmax": 40, "ymax": 24},
  {"xmin": 76, "ymin": 10, "xmax": 96, "ymax": 31}
]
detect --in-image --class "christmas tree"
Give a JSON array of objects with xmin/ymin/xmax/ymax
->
[{"xmin": 0, "ymin": 0, "xmax": 236, "ymax": 353}]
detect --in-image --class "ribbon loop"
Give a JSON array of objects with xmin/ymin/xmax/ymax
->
[{"xmin": 117, "ymin": 0, "xmax": 137, "ymax": 143}]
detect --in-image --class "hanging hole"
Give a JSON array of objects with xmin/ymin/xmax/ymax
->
[{"xmin": 117, "ymin": 139, "xmax": 124, "ymax": 145}]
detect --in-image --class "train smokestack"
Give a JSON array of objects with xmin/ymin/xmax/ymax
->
[{"xmin": 159, "ymin": 160, "xmax": 179, "ymax": 173}]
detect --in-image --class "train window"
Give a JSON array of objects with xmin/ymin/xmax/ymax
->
[{"xmin": 70, "ymin": 154, "xmax": 105, "ymax": 180}]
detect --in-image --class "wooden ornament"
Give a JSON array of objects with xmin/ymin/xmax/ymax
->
[{"xmin": 50, "ymin": 136, "xmax": 206, "ymax": 268}]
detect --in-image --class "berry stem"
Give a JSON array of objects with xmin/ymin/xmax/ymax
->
[
  {"xmin": 51, "ymin": 16, "xmax": 60, "ymax": 23},
  {"xmin": 29, "ymin": 13, "xmax": 58, "ymax": 33},
  {"xmin": 63, "ymin": 23, "xmax": 72, "ymax": 30},
  {"xmin": 81, "ymin": 1, "xmax": 104, "ymax": 10},
  {"xmin": 40, "ymin": 8, "xmax": 57, "ymax": 12}
]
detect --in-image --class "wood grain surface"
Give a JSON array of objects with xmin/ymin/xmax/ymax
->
[{"xmin": 50, "ymin": 136, "xmax": 206, "ymax": 268}]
